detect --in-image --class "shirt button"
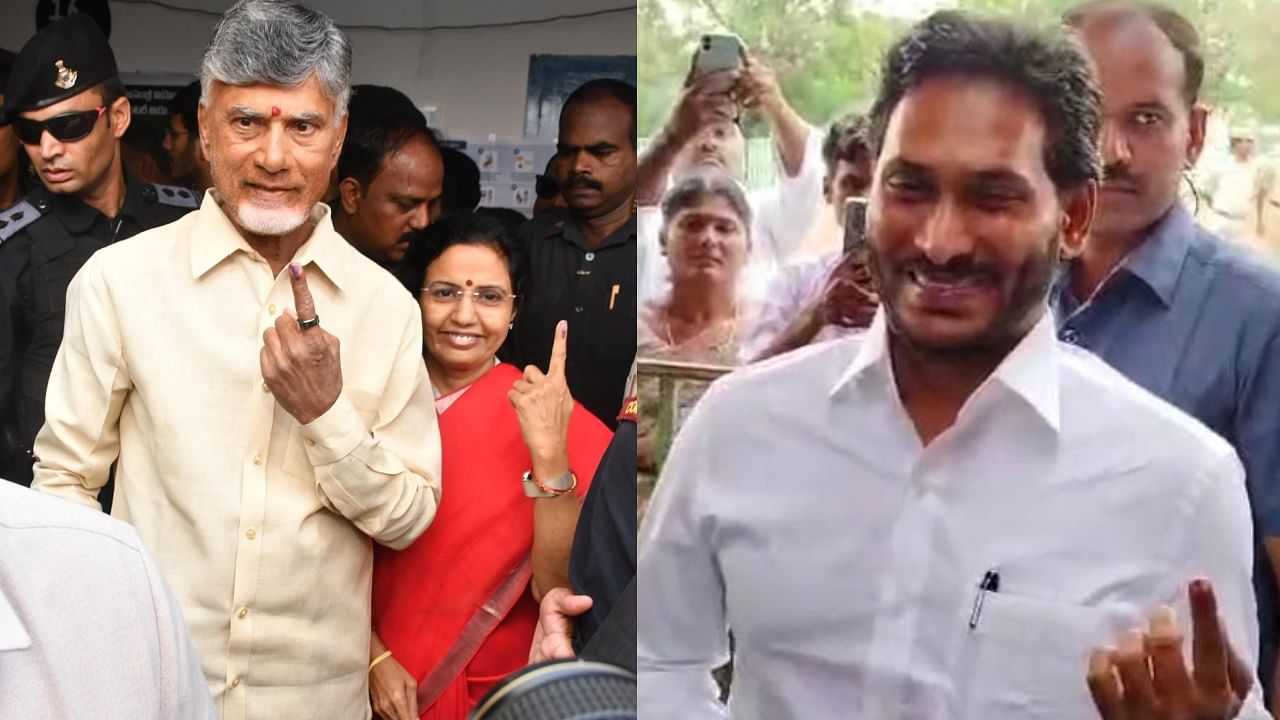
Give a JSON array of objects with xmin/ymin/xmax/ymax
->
[
  {"xmin": 262, "ymin": 382, "xmax": 270, "ymax": 392},
  {"xmin": 245, "ymin": 528, "xmax": 256, "ymax": 540},
  {"xmin": 585, "ymin": 252, "xmax": 595, "ymax": 262},
  {"xmin": 1061, "ymin": 327, "xmax": 1081, "ymax": 345},
  {"xmin": 305, "ymin": 439, "xmax": 316, "ymax": 447},
  {"xmin": 238, "ymin": 607, "xmax": 249, "ymax": 619},
  {"xmin": 267, "ymin": 303, "xmax": 277, "ymax": 314},
  {"xmin": 574, "ymin": 306, "xmax": 583, "ymax": 313},
  {"xmin": 230, "ymin": 677, "xmax": 241, "ymax": 689},
  {"xmin": 252, "ymin": 453, "xmax": 263, "ymax": 465}
]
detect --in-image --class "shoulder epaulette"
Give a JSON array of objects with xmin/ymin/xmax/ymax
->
[
  {"xmin": 144, "ymin": 183, "xmax": 200, "ymax": 209},
  {"xmin": 0, "ymin": 200, "xmax": 45, "ymax": 245}
]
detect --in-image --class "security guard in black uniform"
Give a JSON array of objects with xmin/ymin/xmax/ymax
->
[{"xmin": 0, "ymin": 15, "xmax": 198, "ymax": 489}]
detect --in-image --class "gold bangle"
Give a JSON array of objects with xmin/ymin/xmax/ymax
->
[{"xmin": 369, "ymin": 650, "xmax": 393, "ymax": 672}]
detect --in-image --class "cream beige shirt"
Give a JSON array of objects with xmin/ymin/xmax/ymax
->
[{"xmin": 31, "ymin": 196, "xmax": 442, "ymax": 720}]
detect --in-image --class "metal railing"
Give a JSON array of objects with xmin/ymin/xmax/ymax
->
[{"xmin": 638, "ymin": 357, "xmax": 735, "ymax": 474}]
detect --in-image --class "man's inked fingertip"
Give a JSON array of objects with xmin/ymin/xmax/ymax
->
[{"xmin": 289, "ymin": 263, "xmax": 301, "ymax": 279}]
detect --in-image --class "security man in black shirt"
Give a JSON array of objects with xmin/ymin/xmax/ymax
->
[
  {"xmin": 508, "ymin": 79, "xmax": 637, "ymax": 429},
  {"xmin": 0, "ymin": 15, "xmax": 197, "ymax": 487}
]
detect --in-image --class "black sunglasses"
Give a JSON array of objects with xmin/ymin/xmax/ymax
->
[{"xmin": 13, "ymin": 106, "xmax": 106, "ymax": 145}]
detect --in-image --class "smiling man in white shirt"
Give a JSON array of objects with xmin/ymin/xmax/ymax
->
[{"xmin": 639, "ymin": 11, "xmax": 1265, "ymax": 720}]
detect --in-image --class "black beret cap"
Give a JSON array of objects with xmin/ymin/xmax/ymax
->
[{"xmin": 0, "ymin": 14, "xmax": 119, "ymax": 125}]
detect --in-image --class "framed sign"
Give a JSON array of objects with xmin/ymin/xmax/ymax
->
[{"xmin": 523, "ymin": 54, "xmax": 636, "ymax": 139}]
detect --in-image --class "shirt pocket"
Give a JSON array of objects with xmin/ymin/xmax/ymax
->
[{"xmin": 963, "ymin": 591, "xmax": 1120, "ymax": 719}]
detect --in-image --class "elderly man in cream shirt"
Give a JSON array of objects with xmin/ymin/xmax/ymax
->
[{"xmin": 31, "ymin": 2, "xmax": 441, "ymax": 719}]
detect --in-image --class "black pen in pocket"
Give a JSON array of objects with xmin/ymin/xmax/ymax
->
[{"xmin": 968, "ymin": 569, "xmax": 1001, "ymax": 630}]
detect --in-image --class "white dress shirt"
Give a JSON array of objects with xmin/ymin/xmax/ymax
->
[
  {"xmin": 638, "ymin": 309, "xmax": 1266, "ymax": 719},
  {"xmin": 0, "ymin": 480, "xmax": 215, "ymax": 719},
  {"xmin": 32, "ymin": 196, "xmax": 442, "ymax": 720},
  {"xmin": 638, "ymin": 126, "xmax": 826, "ymax": 304}
]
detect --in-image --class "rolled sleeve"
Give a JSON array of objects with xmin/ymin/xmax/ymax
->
[{"xmin": 299, "ymin": 296, "xmax": 442, "ymax": 551}]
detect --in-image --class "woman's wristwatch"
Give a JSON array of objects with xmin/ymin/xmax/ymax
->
[{"xmin": 522, "ymin": 470, "xmax": 577, "ymax": 498}]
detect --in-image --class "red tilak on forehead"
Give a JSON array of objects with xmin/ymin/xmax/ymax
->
[
  {"xmin": 271, "ymin": 106, "xmax": 281, "ymax": 118},
  {"xmin": 465, "ymin": 279, "xmax": 473, "ymax": 287}
]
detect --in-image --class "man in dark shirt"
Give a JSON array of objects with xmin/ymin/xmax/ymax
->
[
  {"xmin": 1055, "ymin": 5, "xmax": 1280, "ymax": 710},
  {"xmin": 0, "ymin": 16, "xmax": 196, "ymax": 487},
  {"xmin": 509, "ymin": 79, "xmax": 636, "ymax": 428},
  {"xmin": 330, "ymin": 90, "xmax": 443, "ymax": 272}
]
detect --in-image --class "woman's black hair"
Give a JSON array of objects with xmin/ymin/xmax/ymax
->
[{"xmin": 398, "ymin": 212, "xmax": 526, "ymax": 303}]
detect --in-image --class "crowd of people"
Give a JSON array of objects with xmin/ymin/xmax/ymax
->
[
  {"xmin": 0, "ymin": 2, "xmax": 636, "ymax": 719},
  {"xmin": 638, "ymin": 0, "xmax": 1280, "ymax": 718}
]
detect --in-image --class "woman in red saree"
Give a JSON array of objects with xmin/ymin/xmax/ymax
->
[{"xmin": 368, "ymin": 213, "xmax": 612, "ymax": 720}]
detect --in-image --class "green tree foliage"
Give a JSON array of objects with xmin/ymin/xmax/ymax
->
[{"xmin": 638, "ymin": 0, "xmax": 1280, "ymax": 138}]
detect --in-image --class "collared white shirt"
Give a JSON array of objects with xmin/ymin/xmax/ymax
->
[
  {"xmin": 32, "ymin": 195, "xmax": 442, "ymax": 720},
  {"xmin": 639, "ymin": 309, "xmax": 1266, "ymax": 719},
  {"xmin": 0, "ymin": 480, "xmax": 215, "ymax": 719},
  {"xmin": 638, "ymin": 125, "xmax": 826, "ymax": 304}
]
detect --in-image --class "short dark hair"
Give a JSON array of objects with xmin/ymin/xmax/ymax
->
[
  {"xmin": 821, "ymin": 112, "xmax": 871, "ymax": 180},
  {"xmin": 1063, "ymin": 0, "xmax": 1204, "ymax": 106},
  {"xmin": 398, "ymin": 211, "xmax": 526, "ymax": 302},
  {"xmin": 337, "ymin": 113, "xmax": 437, "ymax": 192},
  {"xmin": 439, "ymin": 147, "xmax": 482, "ymax": 216},
  {"xmin": 168, "ymin": 80, "xmax": 201, "ymax": 135},
  {"xmin": 868, "ymin": 11, "xmax": 1101, "ymax": 191},
  {"xmin": 561, "ymin": 78, "xmax": 637, "ymax": 148},
  {"xmin": 97, "ymin": 76, "xmax": 127, "ymax": 106},
  {"xmin": 659, "ymin": 171, "xmax": 752, "ymax": 248}
]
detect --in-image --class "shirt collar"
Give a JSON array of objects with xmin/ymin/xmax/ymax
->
[
  {"xmin": 188, "ymin": 192, "xmax": 351, "ymax": 292},
  {"xmin": 0, "ymin": 585, "xmax": 32, "ymax": 653},
  {"xmin": 830, "ymin": 308, "xmax": 1062, "ymax": 434},
  {"xmin": 1112, "ymin": 204, "xmax": 1195, "ymax": 307},
  {"xmin": 541, "ymin": 209, "xmax": 637, "ymax": 252}
]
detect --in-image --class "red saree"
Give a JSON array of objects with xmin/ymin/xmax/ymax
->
[{"xmin": 371, "ymin": 363, "xmax": 612, "ymax": 719}]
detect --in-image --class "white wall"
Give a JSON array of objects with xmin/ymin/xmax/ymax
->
[{"xmin": 0, "ymin": 0, "xmax": 636, "ymax": 139}]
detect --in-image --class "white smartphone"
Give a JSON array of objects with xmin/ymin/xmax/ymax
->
[{"xmin": 693, "ymin": 33, "xmax": 744, "ymax": 76}]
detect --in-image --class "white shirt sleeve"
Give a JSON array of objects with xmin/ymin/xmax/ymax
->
[
  {"xmin": 638, "ymin": 206, "xmax": 670, "ymax": 305},
  {"xmin": 1172, "ymin": 448, "xmax": 1271, "ymax": 718},
  {"xmin": 748, "ymin": 125, "xmax": 827, "ymax": 269},
  {"xmin": 739, "ymin": 255, "xmax": 830, "ymax": 362},
  {"xmin": 638, "ymin": 384, "xmax": 731, "ymax": 718},
  {"xmin": 140, "ymin": 537, "xmax": 219, "ymax": 719}
]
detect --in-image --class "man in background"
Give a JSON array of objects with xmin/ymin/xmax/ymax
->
[
  {"xmin": 164, "ymin": 81, "xmax": 213, "ymax": 198},
  {"xmin": 509, "ymin": 79, "xmax": 636, "ymax": 429},
  {"xmin": 742, "ymin": 111, "xmax": 876, "ymax": 361},
  {"xmin": 331, "ymin": 88, "xmax": 443, "ymax": 272},
  {"xmin": 0, "ymin": 15, "xmax": 196, "ymax": 490}
]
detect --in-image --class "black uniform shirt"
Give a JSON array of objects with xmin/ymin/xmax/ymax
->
[
  {"xmin": 508, "ymin": 208, "xmax": 636, "ymax": 428},
  {"xmin": 0, "ymin": 179, "xmax": 196, "ymax": 484}
]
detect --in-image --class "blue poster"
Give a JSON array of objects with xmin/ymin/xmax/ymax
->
[{"xmin": 524, "ymin": 54, "xmax": 637, "ymax": 139}]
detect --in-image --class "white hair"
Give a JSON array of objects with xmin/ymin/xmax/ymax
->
[{"xmin": 199, "ymin": 0, "xmax": 351, "ymax": 118}]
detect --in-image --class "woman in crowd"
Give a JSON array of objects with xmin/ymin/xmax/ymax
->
[
  {"xmin": 368, "ymin": 213, "xmax": 613, "ymax": 720},
  {"xmin": 638, "ymin": 171, "xmax": 754, "ymax": 363},
  {"xmin": 637, "ymin": 172, "xmax": 752, "ymax": 508}
]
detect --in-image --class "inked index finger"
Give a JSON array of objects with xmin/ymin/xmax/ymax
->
[
  {"xmin": 1189, "ymin": 578, "xmax": 1232, "ymax": 695},
  {"xmin": 548, "ymin": 320, "xmax": 568, "ymax": 378},
  {"xmin": 288, "ymin": 263, "xmax": 317, "ymax": 321}
]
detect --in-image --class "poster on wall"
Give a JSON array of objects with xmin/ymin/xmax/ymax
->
[
  {"xmin": 523, "ymin": 54, "xmax": 637, "ymax": 139},
  {"xmin": 119, "ymin": 72, "xmax": 197, "ymax": 182},
  {"xmin": 443, "ymin": 140, "xmax": 558, "ymax": 217}
]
